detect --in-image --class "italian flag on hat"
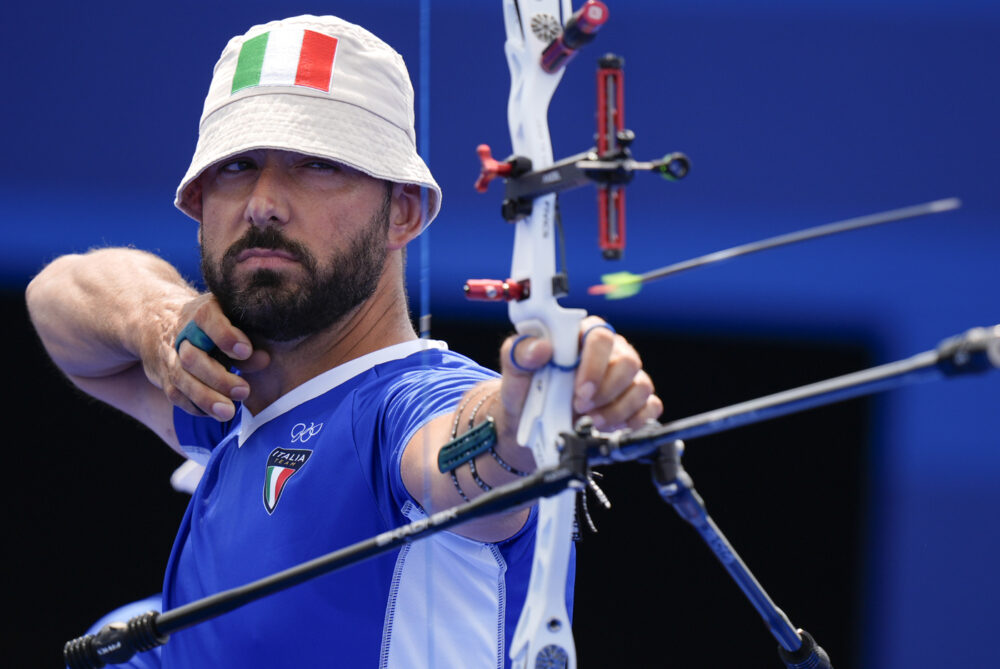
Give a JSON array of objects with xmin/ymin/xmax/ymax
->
[
  {"xmin": 177, "ymin": 15, "xmax": 442, "ymax": 228},
  {"xmin": 232, "ymin": 28, "xmax": 339, "ymax": 93}
]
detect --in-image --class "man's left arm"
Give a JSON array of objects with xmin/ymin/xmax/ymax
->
[{"xmin": 401, "ymin": 316, "xmax": 662, "ymax": 542}]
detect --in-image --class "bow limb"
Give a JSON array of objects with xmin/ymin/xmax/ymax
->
[{"xmin": 501, "ymin": 1, "xmax": 584, "ymax": 667}]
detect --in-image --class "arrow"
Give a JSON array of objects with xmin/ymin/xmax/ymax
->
[{"xmin": 588, "ymin": 197, "xmax": 962, "ymax": 299}]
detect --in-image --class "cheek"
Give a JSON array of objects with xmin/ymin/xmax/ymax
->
[
  {"xmin": 200, "ymin": 195, "xmax": 250, "ymax": 250},
  {"xmin": 201, "ymin": 196, "xmax": 235, "ymax": 228},
  {"xmin": 297, "ymin": 208, "xmax": 355, "ymax": 249},
  {"xmin": 200, "ymin": 178, "xmax": 251, "ymax": 224},
  {"xmin": 198, "ymin": 223, "xmax": 233, "ymax": 264}
]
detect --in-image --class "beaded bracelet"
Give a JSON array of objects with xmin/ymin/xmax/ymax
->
[
  {"xmin": 449, "ymin": 391, "xmax": 479, "ymax": 440},
  {"xmin": 450, "ymin": 469, "xmax": 470, "ymax": 503},
  {"xmin": 440, "ymin": 389, "xmax": 499, "ymax": 501},
  {"xmin": 487, "ymin": 446, "xmax": 530, "ymax": 477},
  {"xmin": 443, "ymin": 390, "xmax": 480, "ymax": 502},
  {"xmin": 468, "ymin": 457, "xmax": 492, "ymax": 492},
  {"xmin": 466, "ymin": 391, "xmax": 500, "ymax": 492},
  {"xmin": 467, "ymin": 391, "xmax": 495, "ymax": 427}
]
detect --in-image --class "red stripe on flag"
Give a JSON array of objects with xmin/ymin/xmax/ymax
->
[
  {"xmin": 295, "ymin": 31, "xmax": 338, "ymax": 91},
  {"xmin": 274, "ymin": 467, "xmax": 296, "ymax": 499}
]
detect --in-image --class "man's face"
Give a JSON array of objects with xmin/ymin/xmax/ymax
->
[{"xmin": 198, "ymin": 149, "xmax": 392, "ymax": 342}]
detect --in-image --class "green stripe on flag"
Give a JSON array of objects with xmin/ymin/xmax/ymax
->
[{"xmin": 232, "ymin": 32, "xmax": 270, "ymax": 93}]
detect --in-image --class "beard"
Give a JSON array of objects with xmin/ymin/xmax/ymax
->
[{"xmin": 200, "ymin": 192, "xmax": 391, "ymax": 342}]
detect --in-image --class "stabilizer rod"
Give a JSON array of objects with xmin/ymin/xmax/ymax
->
[{"xmin": 591, "ymin": 324, "xmax": 999, "ymax": 466}]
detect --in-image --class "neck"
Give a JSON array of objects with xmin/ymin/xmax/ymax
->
[{"xmin": 239, "ymin": 258, "xmax": 417, "ymax": 414}]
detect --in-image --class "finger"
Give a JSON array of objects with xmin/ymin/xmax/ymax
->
[
  {"xmin": 188, "ymin": 298, "xmax": 253, "ymax": 361},
  {"xmin": 575, "ymin": 323, "xmax": 639, "ymax": 413},
  {"xmin": 588, "ymin": 346, "xmax": 642, "ymax": 411},
  {"xmin": 501, "ymin": 333, "xmax": 553, "ymax": 374},
  {"xmin": 161, "ymin": 372, "xmax": 226, "ymax": 419},
  {"xmin": 586, "ymin": 370, "xmax": 657, "ymax": 430},
  {"xmin": 177, "ymin": 340, "xmax": 251, "ymax": 402},
  {"xmin": 573, "ymin": 317, "xmax": 616, "ymax": 413},
  {"xmin": 168, "ymin": 356, "xmax": 242, "ymax": 421},
  {"xmin": 161, "ymin": 379, "xmax": 207, "ymax": 418},
  {"xmin": 623, "ymin": 394, "xmax": 664, "ymax": 431}
]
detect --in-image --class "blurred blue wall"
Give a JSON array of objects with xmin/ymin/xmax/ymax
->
[{"xmin": 5, "ymin": 1, "xmax": 997, "ymax": 666}]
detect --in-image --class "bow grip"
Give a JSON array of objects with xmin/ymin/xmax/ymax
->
[{"xmin": 512, "ymin": 309, "xmax": 584, "ymax": 469}]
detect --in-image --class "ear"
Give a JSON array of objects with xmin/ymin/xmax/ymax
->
[
  {"xmin": 386, "ymin": 183, "xmax": 424, "ymax": 250},
  {"xmin": 182, "ymin": 178, "xmax": 205, "ymax": 221}
]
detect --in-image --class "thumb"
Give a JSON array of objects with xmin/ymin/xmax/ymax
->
[{"xmin": 497, "ymin": 334, "xmax": 553, "ymax": 438}]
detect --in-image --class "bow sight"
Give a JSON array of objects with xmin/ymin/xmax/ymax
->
[{"xmin": 469, "ymin": 2, "xmax": 690, "ymax": 309}]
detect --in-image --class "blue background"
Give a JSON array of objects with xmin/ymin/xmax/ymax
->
[{"xmin": 5, "ymin": 1, "xmax": 997, "ymax": 666}]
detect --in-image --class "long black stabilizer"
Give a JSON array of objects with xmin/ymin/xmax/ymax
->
[
  {"xmin": 63, "ymin": 461, "xmax": 589, "ymax": 668},
  {"xmin": 590, "ymin": 324, "xmax": 999, "ymax": 466}
]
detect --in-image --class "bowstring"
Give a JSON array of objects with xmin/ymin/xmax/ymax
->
[
  {"xmin": 416, "ymin": 0, "xmax": 440, "ymax": 663},
  {"xmin": 418, "ymin": 0, "xmax": 432, "ymax": 344}
]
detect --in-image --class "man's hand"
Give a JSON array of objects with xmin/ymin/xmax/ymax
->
[
  {"xmin": 403, "ymin": 315, "xmax": 662, "ymax": 542},
  {"xmin": 152, "ymin": 296, "xmax": 270, "ymax": 421},
  {"xmin": 25, "ymin": 248, "xmax": 268, "ymax": 451},
  {"xmin": 496, "ymin": 315, "xmax": 662, "ymax": 442}
]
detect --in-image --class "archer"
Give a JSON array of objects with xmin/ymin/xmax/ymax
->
[{"xmin": 25, "ymin": 14, "xmax": 660, "ymax": 668}]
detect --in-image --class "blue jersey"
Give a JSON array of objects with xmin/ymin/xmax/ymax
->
[{"xmin": 162, "ymin": 340, "xmax": 572, "ymax": 668}]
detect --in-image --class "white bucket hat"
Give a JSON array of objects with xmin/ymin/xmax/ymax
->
[{"xmin": 175, "ymin": 14, "xmax": 441, "ymax": 226}]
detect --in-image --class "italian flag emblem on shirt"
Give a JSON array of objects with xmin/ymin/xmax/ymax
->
[
  {"xmin": 263, "ymin": 447, "xmax": 313, "ymax": 514},
  {"xmin": 232, "ymin": 28, "xmax": 339, "ymax": 94}
]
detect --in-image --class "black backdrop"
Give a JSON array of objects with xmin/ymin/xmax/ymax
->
[{"xmin": 8, "ymin": 292, "xmax": 869, "ymax": 668}]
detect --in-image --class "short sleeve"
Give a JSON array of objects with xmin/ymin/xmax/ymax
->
[
  {"xmin": 379, "ymin": 352, "xmax": 497, "ymax": 507},
  {"xmin": 173, "ymin": 405, "xmax": 238, "ymax": 465}
]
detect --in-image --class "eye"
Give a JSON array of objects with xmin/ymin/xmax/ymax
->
[
  {"xmin": 303, "ymin": 159, "xmax": 341, "ymax": 171},
  {"xmin": 219, "ymin": 158, "xmax": 256, "ymax": 174}
]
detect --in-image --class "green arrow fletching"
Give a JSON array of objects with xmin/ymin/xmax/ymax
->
[{"xmin": 592, "ymin": 271, "xmax": 643, "ymax": 300}]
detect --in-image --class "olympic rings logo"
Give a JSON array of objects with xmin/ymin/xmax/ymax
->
[{"xmin": 290, "ymin": 422, "xmax": 324, "ymax": 443}]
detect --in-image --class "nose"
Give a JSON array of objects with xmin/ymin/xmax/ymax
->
[{"xmin": 243, "ymin": 163, "xmax": 291, "ymax": 227}]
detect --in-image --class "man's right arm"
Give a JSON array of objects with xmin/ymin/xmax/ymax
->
[{"xmin": 25, "ymin": 248, "xmax": 255, "ymax": 453}]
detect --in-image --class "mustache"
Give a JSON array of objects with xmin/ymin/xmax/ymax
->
[{"xmin": 221, "ymin": 227, "xmax": 315, "ymax": 271}]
